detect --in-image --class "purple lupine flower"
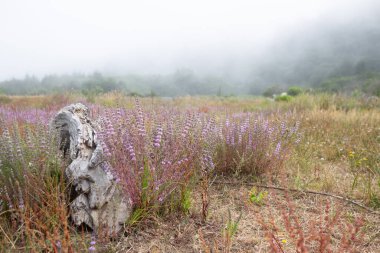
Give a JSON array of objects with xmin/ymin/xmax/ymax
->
[
  {"xmin": 154, "ymin": 179, "xmax": 163, "ymax": 191},
  {"xmin": 39, "ymin": 134, "xmax": 47, "ymax": 152},
  {"xmin": 280, "ymin": 121, "xmax": 286, "ymax": 136},
  {"xmin": 3, "ymin": 186, "xmax": 13, "ymax": 209},
  {"xmin": 248, "ymin": 132, "xmax": 253, "ymax": 147},
  {"xmin": 274, "ymin": 142, "xmax": 281, "ymax": 157},
  {"xmin": 294, "ymin": 121, "xmax": 300, "ymax": 132},
  {"xmin": 206, "ymin": 155, "xmax": 215, "ymax": 170},
  {"xmin": 225, "ymin": 118, "xmax": 230, "ymax": 127},
  {"xmin": 181, "ymin": 115, "xmax": 192, "ymax": 138},
  {"xmin": 218, "ymin": 122, "xmax": 224, "ymax": 139},
  {"xmin": 295, "ymin": 133, "xmax": 301, "ymax": 144},
  {"xmin": 241, "ymin": 118, "xmax": 249, "ymax": 134},
  {"xmin": 262, "ymin": 120, "xmax": 268, "ymax": 133},
  {"xmin": 55, "ymin": 240, "xmax": 62, "ymax": 250},
  {"xmin": 253, "ymin": 119, "xmax": 258, "ymax": 138},
  {"xmin": 226, "ymin": 125, "xmax": 231, "ymax": 145},
  {"xmin": 105, "ymin": 118, "xmax": 116, "ymax": 136},
  {"xmin": 121, "ymin": 131, "xmax": 137, "ymax": 161},
  {"xmin": 101, "ymin": 140, "xmax": 111, "ymax": 157},
  {"xmin": 167, "ymin": 116, "xmax": 175, "ymax": 138},
  {"xmin": 16, "ymin": 181, "xmax": 24, "ymax": 210},
  {"xmin": 288, "ymin": 120, "xmax": 300, "ymax": 137},
  {"xmin": 97, "ymin": 130, "xmax": 111, "ymax": 157},
  {"xmin": 89, "ymin": 234, "xmax": 96, "ymax": 252},
  {"xmin": 25, "ymin": 128, "xmax": 35, "ymax": 149},
  {"xmin": 153, "ymin": 126, "xmax": 163, "ymax": 148},
  {"xmin": 230, "ymin": 126, "xmax": 235, "ymax": 146},
  {"xmin": 112, "ymin": 108, "xmax": 122, "ymax": 132},
  {"xmin": 238, "ymin": 122, "xmax": 245, "ymax": 144},
  {"xmin": 127, "ymin": 144, "xmax": 136, "ymax": 161},
  {"xmin": 3, "ymin": 129, "xmax": 14, "ymax": 160},
  {"xmin": 202, "ymin": 122, "xmax": 210, "ymax": 137},
  {"xmin": 135, "ymin": 98, "xmax": 146, "ymax": 137},
  {"xmin": 266, "ymin": 126, "xmax": 274, "ymax": 140},
  {"xmin": 103, "ymin": 162, "xmax": 112, "ymax": 173},
  {"xmin": 16, "ymin": 146, "xmax": 22, "ymax": 159}
]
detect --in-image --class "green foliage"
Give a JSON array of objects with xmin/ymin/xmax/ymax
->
[
  {"xmin": 0, "ymin": 95, "xmax": 11, "ymax": 104},
  {"xmin": 249, "ymin": 187, "xmax": 267, "ymax": 206},
  {"xmin": 263, "ymin": 85, "xmax": 282, "ymax": 97},
  {"xmin": 128, "ymin": 91, "xmax": 142, "ymax": 97},
  {"xmin": 0, "ymin": 71, "xmax": 235, "ymax": 97},
  {"xmin": 181, "ymin": 188, "xmax": 192, "ymax": 213},
  {"xmin": 141, "ymin": 158, "xmax": 153, "ymax": 208},
  {"xmin": 2, "ymin": 94, "xmax": 380, "ymax": 251},
  {"xmin": 82, "ymin": 85, "xmax": 103, "ymax": 103},
  {"xmin": 348, "ymin": 150, "xmax": 379, "ymax": 205},
  {"xmin": 224, "ymin": 209, "xmax": 242, "ymax": 240},
  {"xmin": 0, "ymin": 128, "xmax": 78, "ymax": 251},
  {"xmin": 126, "ymin": 208, "xmax": 146, "ymax": 227},
  {"xmin": 1, "ymin": 70, "xmax": 380, "ymax": 97},
  {"xmin": 318, "ymin": 73, "xmax": 380, "ymax": 97},
  {"xmin": 275, "ymin": 94, "xmax": 291, "ymax": 102},
  {"xmin": 369, "ymin": 193, "xmax": 380, "ymax": 209},
  {"xmin": 287, "ymin": 86, "xmax": 303, "ymax": 96},
  {"xmin": 320, "ymin": 76, "xmax": 355, "ymax": 93}
]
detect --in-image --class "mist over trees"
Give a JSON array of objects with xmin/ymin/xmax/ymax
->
[
  {"xmin": 251, "ymin": 14, "xmax": 380, "ymax": 96},
  {"xmin": 1, "ymin": 11, "xmax": 380, "ymax": 97},
  {"xmin": 0, "ymin": 71, "xmax": 243, "ymax": 97}
]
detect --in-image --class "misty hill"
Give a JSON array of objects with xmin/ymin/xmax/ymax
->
[
  {"xmin": 250, "ymin": 11, "xmax": 380, "ymax": 97},
  {"xmin": 253, "ymin": 15, "xmax": 380, "ymax": 89},
  {"xmin": 1, "ymin": 14, "xmax": 380, "ymax": 97}
]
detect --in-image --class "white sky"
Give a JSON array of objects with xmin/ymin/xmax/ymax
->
[{"xmin": 0, "ymin": 0, "xmax": 377, "ymax": 80}]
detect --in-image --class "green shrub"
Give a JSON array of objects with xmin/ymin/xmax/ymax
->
[
  {"xmin": 0, "ymin": 95, "xmax": 11, "ymax": 104},
  {"xmin": 287, "ymin": 86, "xmax": 303, "ymax": 96},
  {"xmin": 262, "ymin": 86, "xmax": 282, "ymax": 97},
  {"xmin": 275, "ymin": 94, "xmax": 292, "ymax": 102}
]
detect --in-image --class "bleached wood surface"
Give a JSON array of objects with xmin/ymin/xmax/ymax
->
[{"xmin": 52, "ymin": 103, "xmax": 131, "ymax": 235}]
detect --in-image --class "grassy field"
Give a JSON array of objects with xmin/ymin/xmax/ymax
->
[{"xmin": 0, "ymin": 93, "xmax": 379, "ymax": 252}]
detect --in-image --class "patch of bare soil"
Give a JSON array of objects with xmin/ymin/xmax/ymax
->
[{"xmin": 105, "ymin": 182, "xmax": 380, "ymax": 253}]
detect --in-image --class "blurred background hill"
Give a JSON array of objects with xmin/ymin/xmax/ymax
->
[{"xmin": 1, "ymin": 0, "xmax": 379, "ymax": 97}]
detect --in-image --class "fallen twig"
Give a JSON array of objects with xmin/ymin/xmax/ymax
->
[
  {"xmin": 0, "ymin": 222, "xmax": 16, "ymax": 248},
  {"xmin": 213, "ymin": 180, "xmax": 380, "ymax": 215}
]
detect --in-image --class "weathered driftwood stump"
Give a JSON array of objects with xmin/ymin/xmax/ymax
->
[{"xmin": 52, "ymin": 103, "xmax": 131, "ymax": 235}]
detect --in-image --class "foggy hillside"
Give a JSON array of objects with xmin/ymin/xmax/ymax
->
[
  {"xmin": 1, "ymin": 1, "xmax": 380, "ymax": 96},
  {"xmin": 252, "ymin": 12, "xmax": 380, "ymax": 91}
]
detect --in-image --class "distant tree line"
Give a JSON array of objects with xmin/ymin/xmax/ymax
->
[
  {"xmin": 2, "ymin": 16, "xmax": 380, "ymax": 97},
  {"xmin": 0, "ymin": 70, "xmax": 244, "ymax": 97},
  {"xmin": 1, "ymin": 69, "xmax": 380, "ymax": 97}
]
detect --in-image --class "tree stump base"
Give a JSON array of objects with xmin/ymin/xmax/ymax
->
[{"xmin": 52, "ymin": 103, "xmax": 131, "ymax": 235}]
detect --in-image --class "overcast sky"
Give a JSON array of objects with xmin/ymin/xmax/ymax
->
[{"xmin": 0, "ymin": 0, "xmax": 378, "ymax": 81}]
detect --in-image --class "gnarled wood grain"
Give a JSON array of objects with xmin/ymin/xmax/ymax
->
[{"xmin": 52, "ymin": 103, "xmax": 131, "ymax": 235}]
